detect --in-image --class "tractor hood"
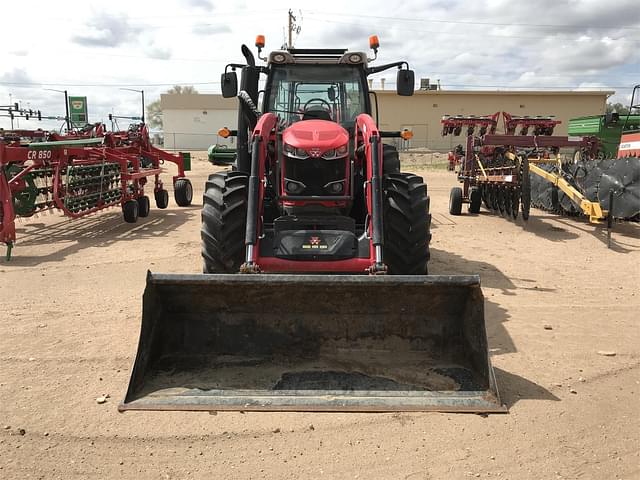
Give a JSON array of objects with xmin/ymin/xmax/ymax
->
[{"xmin": 282, "ymin": 120, "xmax": 349, "ymax": 158}]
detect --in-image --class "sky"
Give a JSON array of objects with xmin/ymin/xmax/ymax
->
[{"xmin": 1, "ymin": 0, "xmax": 639, "ymax": 131}]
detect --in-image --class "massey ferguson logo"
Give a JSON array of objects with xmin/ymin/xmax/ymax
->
[{"xmin": 302, "ymin": 236, "xmax": 327, "ymax": 250}]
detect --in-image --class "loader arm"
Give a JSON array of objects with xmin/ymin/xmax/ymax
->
[{"xmin": 242, "ymin": 112, "xmax": 279, "ymax": 270}]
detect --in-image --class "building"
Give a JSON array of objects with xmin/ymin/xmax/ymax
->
[
  {"xmin": 161, "ymin": 94, "xmax": 238, "ymax": 150},
  {"xmin": 161, "ymin": 90, "xmax": 612, "ymax": 151},
  {"xmin": 375, "ymin": 89, "xmax": 611, "ymax": 151}
]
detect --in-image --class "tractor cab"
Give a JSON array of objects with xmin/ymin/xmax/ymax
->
[{"xmin": 264, "ymin": 49, "xmax": 370, "ymax": 128}]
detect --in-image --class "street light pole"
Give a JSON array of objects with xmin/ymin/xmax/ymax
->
[
  {"xmin": 64, "ymin": 90, "xmax": 71, "ymax": 131},
  {"xmin": 120, "ymin": 88, "xmax": 145, "ymax": 124},
  {"xmin": 44, "ymin": 88, "xmax": 71, "ymax": 131},
  {"xmin": 9, "ymin": 93, "xmax": 14, "ymax": 129}
]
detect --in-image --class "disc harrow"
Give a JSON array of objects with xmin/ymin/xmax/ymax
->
[
  {"xmin": 529, "ymin": 157, "xmax": 640, "ymax": 221},
  {"xmin": 442, "ymin": 111, "xmax": 597, "ymax": 221},
  {"xmin": 0, "ymin": 123, "xmax": 193, "ymax": 259}
]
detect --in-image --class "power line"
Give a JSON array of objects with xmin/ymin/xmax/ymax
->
[
  {"xmin": 7, "ymin": 50, "xmax": 639, "ymax": 79},
  {"xmin": 306, "ymin": 16, "xmax": 638, "ymax": 40},
  {"xmin": 307, "ymin": 10, "xmax": 640, "ymax": 31},
  {"xmin": 0, "ymin": 80, "xmax": 632, "ymax": 90},
  {"xmin": 0, "ymin": 81, "xmax": 221, "ymax": 88}
]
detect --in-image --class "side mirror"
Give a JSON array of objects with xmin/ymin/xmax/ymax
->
[
  {"xmin": 221, "ymin": 71, "xmax": 238, "ymax": 98},
  {"xmin": 396, "ymin": 69, "xmax": 415, "ymax": 96}
]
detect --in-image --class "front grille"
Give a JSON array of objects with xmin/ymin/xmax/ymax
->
[{"xmin": 283, "ymin": 156, "xmax": 347, "ymax": 196}]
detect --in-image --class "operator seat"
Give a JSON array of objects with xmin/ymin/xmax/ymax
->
[{"xmin": 302, "ymin": 107, "xmax": 332, "ymax": 121}]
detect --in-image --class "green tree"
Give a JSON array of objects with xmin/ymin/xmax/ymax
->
[
  {"xmin": 606, "ymin": 102, "xmax": 630, "ymax": 115},
  {"xmin": 146, "ymin": 85, "xmax": 199, "ymax": 129}
]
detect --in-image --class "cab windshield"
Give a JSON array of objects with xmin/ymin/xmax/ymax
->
[{"xmin": 266, "ymin": 65, "xmax": 367, "ymax": 128}]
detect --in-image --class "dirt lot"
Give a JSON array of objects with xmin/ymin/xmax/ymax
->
[{"xmin": 1, "ymin": 154, "xmax": 639, "ymax": 479}]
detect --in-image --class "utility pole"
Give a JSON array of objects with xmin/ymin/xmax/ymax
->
[
  {"xmin": 288, "ymin": 9, "xmax": 293, "ymax": 48},
  {"xmin": 287, "ymin": 9, "xmax": 301, "ymax": 49}
]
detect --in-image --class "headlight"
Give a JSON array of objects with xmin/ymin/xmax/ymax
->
[
  {"xmin": 322, "ymin": 143, "xmax": 349, "ymax": 159},
  {"xmin": 283, "ymin": 143, "xmax": 308, "ymax": 159},
  {"xmin": 284, "ymin": 178, "xmax": 306, "ymax": 194},
  {"xmin": 324, "ymin": 180, "xmax": 345, "ymax": 194}
]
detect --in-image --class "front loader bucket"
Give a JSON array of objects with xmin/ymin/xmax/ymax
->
[{"xmin": 120, "ymin": 273, "xmax": 506, "ymax": 413}]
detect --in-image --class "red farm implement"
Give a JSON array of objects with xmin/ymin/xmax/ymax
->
[
  {"xmin": 0, "ymin": 123, "xmax": 192, "ymax": 259},
  {"xmin": 441, "ymin": 111, "xmax": 599, "ymax": 220},
  {"xmin": 442, "ymin": 112, "xmax": 500, "ymax": 171}
]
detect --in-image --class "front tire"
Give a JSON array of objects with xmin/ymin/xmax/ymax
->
[
  {"xmin": 201, "ymin": 171, "xmax": 248, "ymax": 273},
  {"xmin": 383, "ymin": 173, "xmax": 431, "ymax": 275}
]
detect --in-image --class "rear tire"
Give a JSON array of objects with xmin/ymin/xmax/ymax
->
[
  {"xmin": 382, "ymin": 143, "xmax": 401, "ymax": 175},
  {"xmin": 122, "ymin": 200, "xmax": 139, "ymax": 223},
  {"xmin": 174, "ymin": 178, "xmax": 193, "ymax": 207},
  {"xmin": 137, "ymin": 195, "xmax": 150, "ymax": 217},
  {"xmin": 449, "ymin": 187, "xmax": 463, "ymax": 215},
  {"xmin": 201, "ymin": 171, "xmax": 248, "ymax": 273},
  {"xmin": 383, "ymin": 173, "xmax": 431, "ymax": 275}
]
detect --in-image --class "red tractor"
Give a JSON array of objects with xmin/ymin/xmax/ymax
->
[
  {"xmin": 202, "ymin": 38, "xmax": 429, "ymax": 275},
  {"xmin": 121, "ymin": 37, "xmax": 501, "ymax": 414}
]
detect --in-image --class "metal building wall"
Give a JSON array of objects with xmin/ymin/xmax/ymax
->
[
  {"xmin": 160, "ymin": 91, "xmax": 611, "ymax": 151},
  {"xmin": 374, "ymin": 90, "xmax": 610, "ymax": 152}
]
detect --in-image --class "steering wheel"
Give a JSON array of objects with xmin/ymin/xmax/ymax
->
[{"xmin": 303, "ymin": 98, "xmax": 332, "ymax": 111}]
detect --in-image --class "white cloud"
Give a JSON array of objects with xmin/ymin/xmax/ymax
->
[
  {"xmin": 192, "ymin": 23, "xmax": 232, "ymax": 36},
  {"xmin": 0, "ymin": 0, "xmax": 638, "ymax": 129},
  {"xmin": 71, "ymin": 12, "xmax": 143, "ymax": 48},
  {"xmin": 185, "ymin": 0, "xmax": 215, "ymax": 10}
]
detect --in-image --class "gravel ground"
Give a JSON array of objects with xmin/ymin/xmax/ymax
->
[{"xmin": 1, "ymin": 154, "xmax": 639, "ymax": 479}]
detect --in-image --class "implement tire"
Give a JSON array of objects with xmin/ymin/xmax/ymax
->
[
  {"xmin": 449, "ymin": 187, "xmax": 463, "ymax": 215},
  {"xmin": 469, "ymin": 186, "xmax": 481, "ymax": 213},
  {"xmin": 383, "ymin": 172, "xmax": 431, "ymax": 275},
  {"xmin": 174, "ymin": 178, "xmax": 193, "ymax": 207},
  {"xmin": 201, "ymin": 171, "xmax": 248, "ymax": 273}
]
